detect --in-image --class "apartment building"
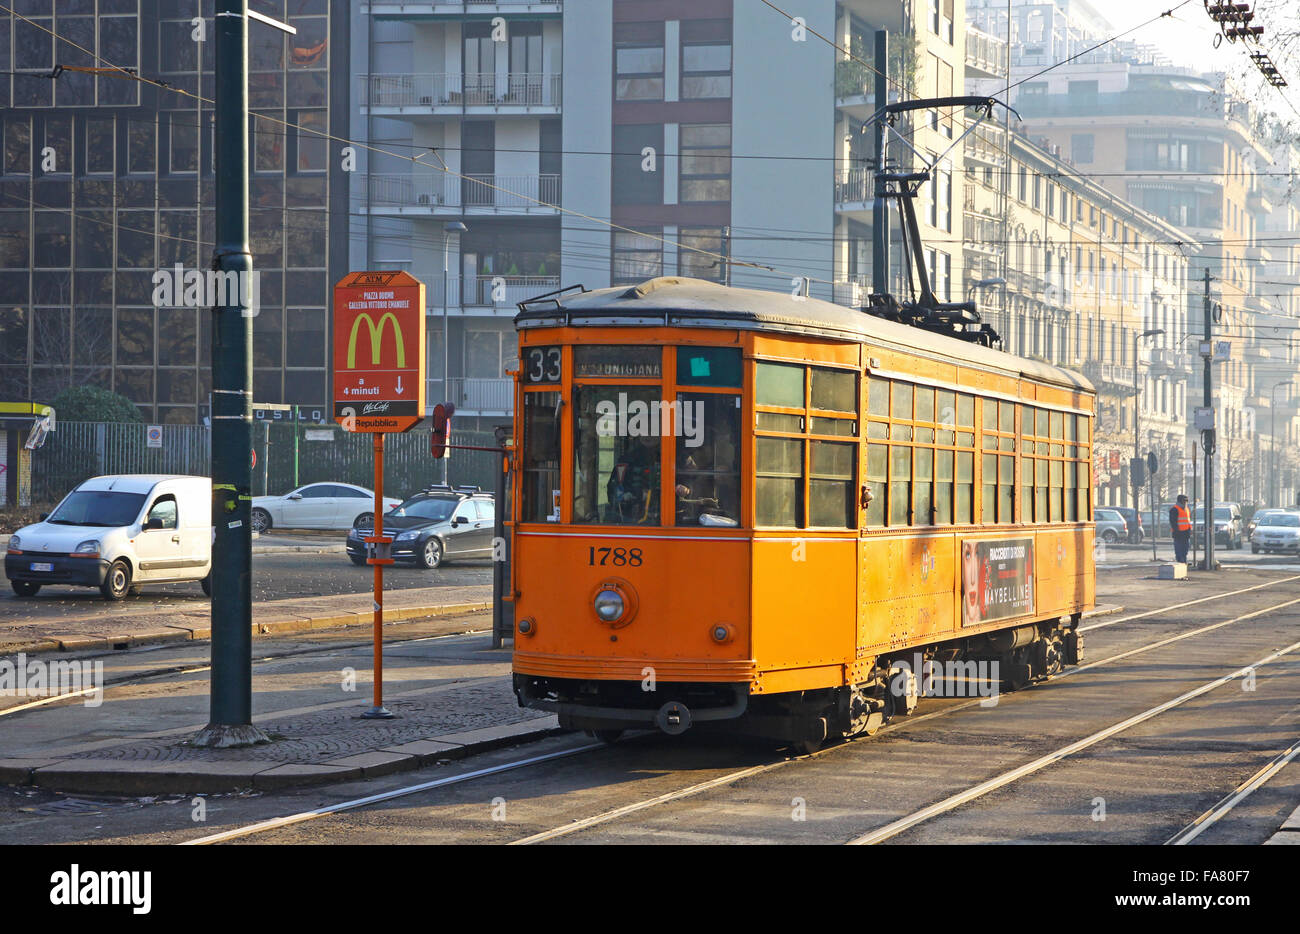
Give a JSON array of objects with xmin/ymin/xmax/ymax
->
[
  {"xmin": 962, "ymin": 126, "xmax": 1194, "ymax": 507},
  {"xmin": 0, "ymin": 0, "xmax": 350, "ymax": 425},
  {"xmin": 351, "ymin": 0, "xmax": 565, "ymax": 429},
  {"xmin": 1009, "ymin": 63, "xmax": 1279, "ymax": 502},
  {"xmin": 832, "ymin": 0, "xmax": 971, "ymax": 303}
]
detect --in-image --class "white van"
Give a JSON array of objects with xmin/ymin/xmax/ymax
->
[{"xmin": 5, "ymin": 475, "xmax": 212, "ymax": 600}]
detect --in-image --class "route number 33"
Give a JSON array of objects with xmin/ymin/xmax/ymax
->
[{"xmin": 525, "ymin": 346, "xmax": 562, "ymax": 384}]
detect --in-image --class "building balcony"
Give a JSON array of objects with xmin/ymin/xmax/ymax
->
[
  {"xmin": 429, "ymin": 275, "xmax": 561, "ymax": 313},
  {"xmin": 358, "ymin": 72, "xmax": 562, "ymax": 116},
  {"xmin": 363, "ymin": 173, "xmax": 561, "ymax": 216},
  {"xmin": 965, "ymin": 28, "xmax": 1007, "ymax": 81},
  {"xmin": 365, "ymin": 1, "xmax": 561, "ymax": 15},
  {"xmin": 834, "ymin": 167, "xmax": 873, "ymax": 213},
  {"xmin": 1081, "ymin": 361, "xmax": 1136, "ymax": 393},
  {"xmin": 429, "ymin": 377, "xmax": 514, "ymax": 416}
]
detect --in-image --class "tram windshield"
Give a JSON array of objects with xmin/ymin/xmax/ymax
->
[{"xmin": 573, "ymin": 385, "xmax": 663, "ymax": 525}]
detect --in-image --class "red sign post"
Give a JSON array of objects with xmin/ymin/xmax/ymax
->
[{"xmin": 333, "ymin": 270, "xmax": 426, "ymax": 719}]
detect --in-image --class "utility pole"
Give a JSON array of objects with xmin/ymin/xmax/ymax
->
[
  {"xmin": 871, "ymin": 30, "xmax": 889, "ymax": 296},
  {"xmin": 192, "ymin": 1, "xmax": 293, "ymax": 748},
  {"xmin": 1202, "ymin": 269, "xmax": 1216, "ymax": 572},
  {"xmin": 1271, "ymin": 381, "xmax": 1293, "ymax": 507}
]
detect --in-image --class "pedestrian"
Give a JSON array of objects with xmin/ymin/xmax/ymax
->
[{"xmin": 1169, "ymin": 494, "xmax": 1192, "ymax": 564}]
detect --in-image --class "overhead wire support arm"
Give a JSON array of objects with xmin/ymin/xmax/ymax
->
[{"xmin": 863, "ymin": 96, "xmax": 1016, "ymax": 348}]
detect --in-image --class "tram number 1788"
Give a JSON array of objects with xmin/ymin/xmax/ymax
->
[{"xmin": 588, "ymin": 546, "xmax": 644, "ymax": 567}]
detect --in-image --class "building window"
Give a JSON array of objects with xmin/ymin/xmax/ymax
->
[
  {"xmin": 615, "ymin": 42, "xmax": 664, "ymax": 101},
  {"xmin": 613, "ymin": 229, "xmax": 664, "ymax": 284},
  {"xmin": 1071, "ymin": 133, "xmax": 1094, "ymax": 164},
  {"xmin": 931, "ymin": 0, "xmax": 954, "ymax": 43},
  {"xmin": 679, "ymin": 227, "xmax": 724, "ymax": 281},
  {"xmin": 169, "ymin": 115, "xmax": 198, "ymax": 173},
  {"xmin": 681, "ymin": 42, "xmax": 731, "ymax": 99},
  {"xmin": 612, "ymin": 124, "xmax": 664, "ymax": 205},
  {"xmin": 679, "ymin": 124, "xmax": 730, "ymax": 203},
  {"xmin": 4, "ymin": 117, "xmax": 31, "ymax": 174},
  {"xmin": 295, "ymin": 111, "xmax": 327, "ymax": 172}
]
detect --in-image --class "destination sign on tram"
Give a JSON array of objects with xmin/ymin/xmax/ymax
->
[{"xmin": 333, "ymin": 270, "xmax": 426, "ymax": 433}]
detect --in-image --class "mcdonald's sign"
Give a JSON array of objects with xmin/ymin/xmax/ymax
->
[{"xmin": 333, "ymin": 270, "xmax": 426, "ymax": 433}]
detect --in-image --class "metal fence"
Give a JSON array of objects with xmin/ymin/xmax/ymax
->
[{"xmin": 29, "ymin": 422, "xmax": 502, "ymax": 504}]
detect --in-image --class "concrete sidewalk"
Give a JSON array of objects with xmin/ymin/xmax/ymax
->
[{"xmin": 0, "ymin": 621, "xmax": 553, "ymax": 795}]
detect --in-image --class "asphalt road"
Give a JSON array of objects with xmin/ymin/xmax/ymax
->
[
  {"xmin": 3, "ymin": 564, "xmax": 1299, "ymax": 847},
  {"xmin": 0, "ymin": 550, "xmax": 492, "ymax": 624}
]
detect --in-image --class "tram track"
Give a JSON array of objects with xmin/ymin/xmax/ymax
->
[{"xmin": 177, "ymin": 576, "xmax": 1300, "ymax": 846}]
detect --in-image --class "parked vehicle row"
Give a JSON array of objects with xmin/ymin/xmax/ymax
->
[{"xmin": 6, "ymin": 475, "xmax": 494, "ymax": 600}]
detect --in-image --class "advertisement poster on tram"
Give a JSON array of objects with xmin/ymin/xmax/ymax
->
[{"xmin": 961, "ymin": 538, "xmax": 1035, "ymax": 627}]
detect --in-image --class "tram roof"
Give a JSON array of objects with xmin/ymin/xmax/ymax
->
[{"xmin": 516, "ymin": 277, "xmax": 1093, "ymax": 394}]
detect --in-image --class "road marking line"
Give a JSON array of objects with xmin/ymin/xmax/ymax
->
[
  {"xmin": 1165, "ymin": 736, "xmax": 1300, "ymax": 845},
  {"xmin": 180, "ymin": 742, "xmax": 603, "ymax": 845},
  {"xmin": 1079, "ymin": 573, "xmax": 1300, "ymax": 633},
  {"xmin": 845, "ymin": 638, "xmax": 1300, "ymax": 845},
  {"xmin": 509, "ymin": 764, "xmax": 775, "ymax": 846}
]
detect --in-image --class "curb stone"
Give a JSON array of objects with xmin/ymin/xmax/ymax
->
[{"xmin": 0, "ymin": 715, "xmax": 562, "ymax": 796}]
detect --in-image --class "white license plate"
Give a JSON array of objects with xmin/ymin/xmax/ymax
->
[{"xmin": 29, "ymin": 562, "xmax": 53, "ymax": 572}]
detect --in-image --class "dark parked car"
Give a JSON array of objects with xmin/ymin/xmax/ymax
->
[
  {"xmin": 346, "ymin": 487, "xmax": 496, "ymax": 569},
  {"xmin": 1111, "ymin": 506, "xmax": 1144, "ymax": 543}
]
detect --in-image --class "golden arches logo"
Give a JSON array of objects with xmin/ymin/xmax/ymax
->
[{"xmin": 347, "ymin": 312, "xmax": 406, "ymax": 368}]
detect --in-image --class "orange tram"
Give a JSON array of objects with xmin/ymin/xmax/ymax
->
[{"xmin": 507, "ymin": 277, "xmax": 1094, "ymax": 752}]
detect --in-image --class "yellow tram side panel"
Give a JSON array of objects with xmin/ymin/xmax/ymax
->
[{"xmin": 750, "ymin": 534, "xmax": 858, "ymax": 695}]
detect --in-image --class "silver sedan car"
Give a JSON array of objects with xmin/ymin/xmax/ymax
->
[
  {"xmin": 1094, "ymin": 508, "xmax": 1129, "ymax": 544},
  {"xmin": 1251, "ymin": 511, "xmax": 1300, "ymax": 554}
]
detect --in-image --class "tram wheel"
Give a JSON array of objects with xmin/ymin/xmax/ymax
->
[{"xmin": 592, "ymin": 729, "xmax": 623, "ymax": 744}]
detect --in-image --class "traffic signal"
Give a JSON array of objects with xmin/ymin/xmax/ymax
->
[
  {"xmin": 1146, "ymin": 451, "xmax": 1158, "ymax": 477},
  {"xmin": 1130, "ymin": 456, "xmax": 1147, "ymax": 488},
  {"xmin": 431, "ymin": 402, "xmax": 453, "ymax": 459}
]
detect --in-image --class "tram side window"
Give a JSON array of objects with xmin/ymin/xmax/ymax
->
[
  {"xmin": 675, "ymin": 392, "xmax": 741, "ymax": 527},
  {"xmin": 521, "ymin": 391, "xmax": 561, "ymax": 523},
  {"xmin": 572, "ymin": 385, "xmax": 662, "ymax": 525},
  {"xmin": 756, "ymin": 437, "xmax": 802, "ymax": 526},
  {"xmin": 981, "ymin": 399, "xmax": 1016, "ymax": 524},
  {"xmin": 865, "ymin": 443, "xmax": 886, "ymax": 527},
  {"xmin": 756, "ymin": 361, "xmax": 858, "ymax": 529}
]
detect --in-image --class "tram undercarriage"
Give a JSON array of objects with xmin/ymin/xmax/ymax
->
[{"xmin": 515, "ymin": 615, "xmax": 1084, "ymax": 753}]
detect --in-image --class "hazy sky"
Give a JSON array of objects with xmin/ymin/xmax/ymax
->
[{"xmin": 1077, "ymin": 0, "xmax": 1299, "ymax": 118}]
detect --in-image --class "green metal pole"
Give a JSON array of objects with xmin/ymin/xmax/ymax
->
[{"xmin": 193, "ymin": 0, "xmax": 268, "ymax": 747}]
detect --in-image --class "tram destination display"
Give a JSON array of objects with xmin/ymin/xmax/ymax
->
[{"xmin": 961, "ymin": 538, "xmax": 1035, "ymax": 627}]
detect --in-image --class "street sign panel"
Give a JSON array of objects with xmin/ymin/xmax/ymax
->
[
  {"xmin": 146, "ymin": 425, "xmax": 163, "ymax": 448},
  {"xmin": 333, "ymin": 270, "xmax": 426, "ymax": 433}
]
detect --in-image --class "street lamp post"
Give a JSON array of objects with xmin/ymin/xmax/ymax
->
[
  {"xmin": 1133, "ymin": 328, "xmax": 1164, "ymax": 544},
  {"xmin": 442, "ymin": 221, "xmax": 467, "ymax": 485},
  {"xmin": 1271, "ymin": 381, "xmax": 1293, "ymax": 507}
]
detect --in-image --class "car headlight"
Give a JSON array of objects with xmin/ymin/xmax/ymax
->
[
  {"xmin": 395, "ymin": 530, "xmax": 419, "ymax": 541},
  {"xmin": 8, "ymin": 534, "xmax": 19, "ymax": 551},
  {"xmin": 593, "ymin": 589, "xmax": 625, "ymax": 622},
  {"xmin": 74, "ymin": 539, "xmax": 100, "ymax": 555}
]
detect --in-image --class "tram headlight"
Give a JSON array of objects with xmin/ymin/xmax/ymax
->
[{"xmin": 593, "ymin": 589, "xmax": 624, "ymax": 622}]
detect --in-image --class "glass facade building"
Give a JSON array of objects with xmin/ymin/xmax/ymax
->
[{"xmin": 0, "ymin": 0, "xmax": 349, "ymax": 424}]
